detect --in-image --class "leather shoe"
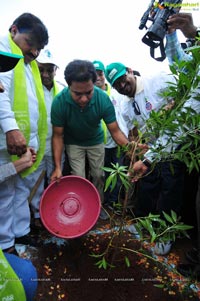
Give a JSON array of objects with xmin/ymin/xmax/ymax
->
[
  {"xmin": 15, "ymin": 234, "xmax": 39, "ymax": 247},
  {"xmin": 177, "ymin": 263, "xmax": 200, "ymax": 280}
]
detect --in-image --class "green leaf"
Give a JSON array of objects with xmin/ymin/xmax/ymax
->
[
  {"xmin": 94, "ymin": 259, "xmax": 104, "ymax": 267},
  {"xmin": 102, "ymin": 167, "xmax": 116, "ymax": 172},
  {"xmin": 90, "ymin": 253, "xmax": 104, "ymax": 258},
  {"xmin": 150, "ymin": 232, "xmax": 157, "ymax": 243},
  {"xmin": 172, "ymin": 224, "xmax": 193, "ymax": 231},
  {"xmin": 171, "ymin": 210, "xmax": 177, "ymax": 223},
  {"xmin": 154, "ymin": 284, "xmax": 165, "ymax": 288},
  {"xmin": 120, "ymin": 175, "xmax": 130, "ymax": 190},
  {"xmin": 118, "ymin": 165, "xmax": 128, "ymax": 172},
  {"xmin": 110, "ymin": 176, "xmax": 117, "ymax": 192},
  {"xmin": 104, "ymin": 175, "xmax": 114, "ymax": 192},
  {"xmin": 125, "ymin": 256, "xmax": 131, "ymax": 267},
  {"xmin": 102, "ymin": 257, "xmax": 107, "ymax": 270},
  {"xmin": 162, "ymin": 211, "xmax": 174, "ymax": 224}
]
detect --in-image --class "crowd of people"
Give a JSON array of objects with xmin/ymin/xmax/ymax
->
[{"xmin": 0, "ymin": 10, "xmax": 199, "ymax": 300}]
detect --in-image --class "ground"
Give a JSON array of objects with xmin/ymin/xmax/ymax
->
[{"xmin": 19, "ymin": 212, "xmax": 200, "ymax": 301}]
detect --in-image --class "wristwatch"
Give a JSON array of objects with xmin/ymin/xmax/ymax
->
[{"xmin": 142, "ymin": 158, "xmax": 151, "ymax": 168}]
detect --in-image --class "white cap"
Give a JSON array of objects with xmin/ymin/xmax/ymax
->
[{"xmin": 36, "ymin": 49, "xmax": 59, "ymax": 67}]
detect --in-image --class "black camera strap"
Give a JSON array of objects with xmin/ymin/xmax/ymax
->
[
  {"xmin": 150, "ymin": 40, "xmax": 166, "ymax": 61},
  {"xmin": 142, "ymin": 33, "xmax": 166, "ymax": 61}
]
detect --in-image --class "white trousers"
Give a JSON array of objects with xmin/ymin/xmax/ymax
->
[
  {"xmin": 0, "ymin": 158, "xmax": 48, "ymax": 250},
  {"xmin": 30, "ymin": 155, "xmax": 54, "ymax": 218},
  {"xmin": 30, "ymin": 153, "xmax": 65, "ymax": 218}
]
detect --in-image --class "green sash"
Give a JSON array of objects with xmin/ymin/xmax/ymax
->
[
  {"xmin": 101, "ymin": 120, "xmax": 107, "ymax": 144},
  {"xmin": 102, "ymin": 84, "xmax": 111, "ymax": 144},
  {"xmin": 9, "ymin": 34, "xmax": 48, "ymax": 177},
  {"xmin": 0, "ymin": 249, "xmax": 26, "ymax": 301},
  {"xmin": 105, "ymin": 83, "xmax": 111, "ymax": 96},
  {"xmin": 53, "ymin": 79, "xmax": 59, "ymax": 97}
]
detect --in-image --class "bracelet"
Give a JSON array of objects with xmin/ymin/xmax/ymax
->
[{"xmin": 142, "ymin": 158, "xmax": 151, "ymax": 168}]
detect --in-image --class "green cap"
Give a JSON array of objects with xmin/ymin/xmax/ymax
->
[
  {"xmin": 93, "ymin": 60, "xmax": 105, "ymax": 72},
  {"xmin": 0, "ymin": 51, "xmax": 23, "ymax": 72},
  {"xmin": 105, "ymin": 62, "xmax": 126, "ymax": 86}
]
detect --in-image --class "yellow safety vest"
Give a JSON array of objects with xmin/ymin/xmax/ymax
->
[
  {"xmin": 9, "ymin": 34, "xmax": 48, "ymax": 177},
  {"xmin": 102, "ymin": 83, "xmax": 111, "ymax": 144}
]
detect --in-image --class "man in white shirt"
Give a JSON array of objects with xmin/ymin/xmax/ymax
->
[
  {"xmin": 105, "ymin": 62, "xmax": 186, "ymax": 218},
  {"xmin": 0, "ymin": 13, "xmax": 49, "ymax": 251}
]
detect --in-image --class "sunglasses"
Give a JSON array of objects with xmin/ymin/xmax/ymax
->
[{"xmin": 132, "ymin": 99, "xmax": 141, "ymax": 115}]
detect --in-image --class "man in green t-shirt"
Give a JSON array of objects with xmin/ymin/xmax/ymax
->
[{"xmin": 51, "ymin": 59, "xmax": 129, "ymax": 220}]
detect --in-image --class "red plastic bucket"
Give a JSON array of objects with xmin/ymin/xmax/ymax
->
[{"xmin": 40, "ymin": 175, "xmax": 101, "ymax": 238}]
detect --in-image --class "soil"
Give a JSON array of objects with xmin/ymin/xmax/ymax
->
[{"xmin": 22, "ymin": 214, "xmax": 200, "ymax": 301}]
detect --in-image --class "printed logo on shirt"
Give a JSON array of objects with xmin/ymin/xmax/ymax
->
[{"xmin": 145, "ymin": 98, "xmax": 152, "ymax": 111}]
